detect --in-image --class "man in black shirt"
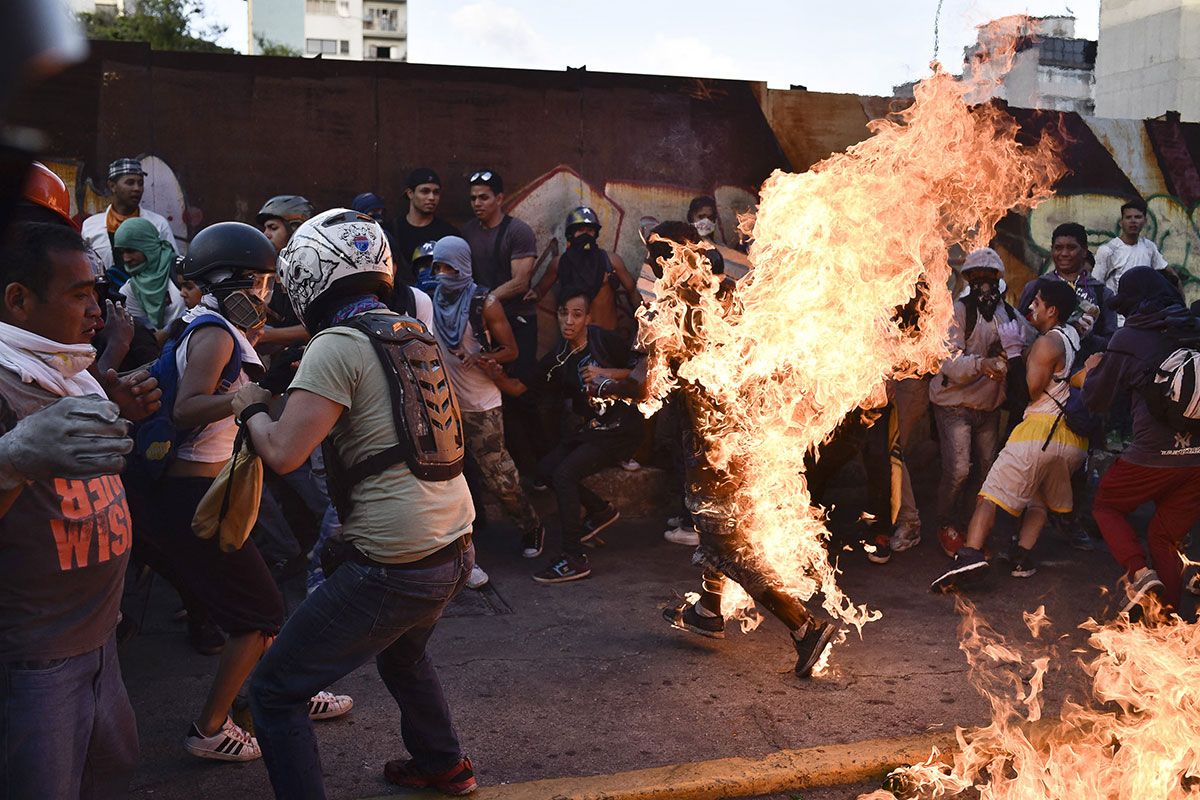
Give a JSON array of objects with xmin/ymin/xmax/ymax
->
[
  {"xmin": 394, "ymin": 168, "xmax": 460, "ymax": 285},
  {"xmin": 460, "ymin": 169, "xmax": 542, "ymax": 476}
]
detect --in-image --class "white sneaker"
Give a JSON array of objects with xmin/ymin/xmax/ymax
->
[
  {"xmin": 308, "ymin": 690, "xmax": 353, "ymax": 720},
  {"xmin": 890, "ymin": 522, "xmax": 922, "ymax": 553},
  {"xmin": 184, "ymin": 716, "xmax": 261, "ymax": 762},
  {"xmin": 664, "ymin": 526, "xmax": 700, "ymax": 546},
  {"xmin": 620, "ymin": 459, "xmax": 641, "ymax": 472},
  {"xmin": 466, "ymin": 565, "xmax": 490, "ymax": 590}
]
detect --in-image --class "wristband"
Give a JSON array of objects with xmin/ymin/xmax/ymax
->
[
  {"xmin": 237, "ymin": 402, "xmax": 270, "ymax": 427},
  {"xmin": 597, "ymin": 378, "xmax": 613, "ymax": 396}
]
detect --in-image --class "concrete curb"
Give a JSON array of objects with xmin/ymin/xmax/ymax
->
[{"xmin": 371, "ymin": 730, "xmax": 956, "ymax": 800}]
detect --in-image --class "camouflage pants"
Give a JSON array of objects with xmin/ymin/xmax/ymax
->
[{"xmin": 462, "ymin": 407, "xmax": 541, "ymax": 534}]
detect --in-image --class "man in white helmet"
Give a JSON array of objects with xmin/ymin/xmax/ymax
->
[
  {"xmin": 929, "ymin": 248, "xmax": 1034, "ymax": 560},
  {"xmin": 234, "ymin": 209, "xmax": 478, "ymax": 798}
]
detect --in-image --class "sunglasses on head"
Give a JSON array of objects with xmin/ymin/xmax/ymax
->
[{"xmin": 469, "ymin": 171, "xmax": 493, "ymax": 183}]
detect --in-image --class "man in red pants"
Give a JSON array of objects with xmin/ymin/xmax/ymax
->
[{"xmin": 1082, "ymin": 267, "xmax": 1200, "ymax": 618}]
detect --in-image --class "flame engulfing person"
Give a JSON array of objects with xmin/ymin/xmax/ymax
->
[
  {"xmin": 858, "ymin": 601, "xmax": 1200, "ymax": 799},
  {"xmin": 634, "ymin": 31, "xmax": 1066, "ymax": 672}
]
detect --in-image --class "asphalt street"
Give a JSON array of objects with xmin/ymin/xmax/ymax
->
[{"xmin": 119, "ymin": 461, "xmax": 1196, "ymax": 799}]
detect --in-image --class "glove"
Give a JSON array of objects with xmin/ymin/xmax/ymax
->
[
  {"xmin": 0, "ymin": 396, "xmax": 132, "ymax": 490},
  {"xmin": 997, "ymin": 320, "xmax": 1026, "ymax": 359},
  {"xmin": 1072, "ymin": 310, "xmax": 1096, "ymax": 338}
]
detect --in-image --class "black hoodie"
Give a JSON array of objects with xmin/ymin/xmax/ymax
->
[{"xmin": 1082, "ymin": 268, "xmax": 1200, "ymax": 466}]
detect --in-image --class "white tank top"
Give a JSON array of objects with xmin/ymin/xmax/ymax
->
[
  {"xmin": 1026, "ymin": 326, "xmax": 1079, "ymax": 416},
  {"xmin": 174, "ymin": 310, "xmax": 263, "ymax": 463},
  {"xmin": 435, "ymin": 320, "xmax": 501, "ymax": 413}
]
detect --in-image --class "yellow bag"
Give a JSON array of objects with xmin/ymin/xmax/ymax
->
[{"xmin": 192, "ymin": 428, "xmax": 263, "ymax": 553}]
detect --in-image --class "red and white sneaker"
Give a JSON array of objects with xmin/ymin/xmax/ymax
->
[
  {"xmin": 385, "ymin": 756, "xmax": 477, "ymax": 795},
  {"xmin": 937, "ymin": 525, "xmax": 965, "ymax": 558}
]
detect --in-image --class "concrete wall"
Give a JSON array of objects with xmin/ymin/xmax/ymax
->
[
  {"xmin": 1095, "ymin": 0, "xmax": 1200, "ymax": 121},
  {"xmin": 10, "ymin": 41, "xmax": 1200, "ymax": 307}
]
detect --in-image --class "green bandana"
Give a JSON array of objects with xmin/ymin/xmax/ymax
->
[{"xmin": 114, "ymin": 217, "xmax": 175, "ymax": 329}]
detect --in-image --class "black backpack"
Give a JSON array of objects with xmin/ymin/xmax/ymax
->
[{"xmin": 321, "ymin": 312, "xmax": 465, "ymax": 520}]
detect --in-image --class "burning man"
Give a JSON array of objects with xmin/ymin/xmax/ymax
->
[
  {"xmin": 932, "ymin": 278, "xmax": 1084, "ymax": 591},
  {"xmin": 601, "ymin": 225, "xmax": 836, "ymax": 677}
]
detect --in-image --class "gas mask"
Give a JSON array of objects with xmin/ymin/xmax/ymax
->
[
  {"xmin": 968, "ymin": 277, "xmax": 1001, "ymax": 320},
  {"xmin": 214, "ymin": 272, "xmax": 274, "ymax": 331},
  {"xmin": 692, "ymin": 218, "xmax": 716, "ymax": 238}
]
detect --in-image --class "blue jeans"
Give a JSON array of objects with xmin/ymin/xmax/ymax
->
[
  {"xmin": 249, "ymin": 539, "xmax": 474, "ymax": 800},
  {"xmin": 0, "ymin": 634, "xmax": 138, "ymax": 799}
]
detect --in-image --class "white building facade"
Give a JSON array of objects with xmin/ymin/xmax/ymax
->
[
  {"xmin": 250, "ymin": 0, "xmax": 406, "ymax": 61},
  {"xmin": 1094, "ymin": 0, "xmax": 1200, "ymax": 122}
]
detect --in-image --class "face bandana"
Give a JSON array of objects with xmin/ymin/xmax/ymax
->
[
  {"xmin": 692, "ymin": 218, "xmax": 716, "ymax": 238},
  {"xmin": 570, "ymin": 232, "xmax": 598, "ymax": 250}
]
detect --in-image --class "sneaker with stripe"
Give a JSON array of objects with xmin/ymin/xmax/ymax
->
[
  {"xmin": 184, "ymin": 716, "xmax": 261, "ymax": 762},
  {"xmin": 930, "ymin": 546, "xmax": 990, "ymax": 593},
  {"xmin": 308, "ymin": 690, "xmax": 353, "ymax": 720}
]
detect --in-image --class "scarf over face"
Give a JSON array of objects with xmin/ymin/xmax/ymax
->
[
  {"xmin": 114, "ymin": 216, "xmax": 175, "ymax": 329},
  {"xmin": 0, "ymin": 321, "xmax": 104, "ymax": 397},
  {"xmin": 430, "ymin": 236, "xmax": 477, "ymax": 349}
]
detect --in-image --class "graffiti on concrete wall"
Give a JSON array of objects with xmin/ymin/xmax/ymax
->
[
  {"xmin": 42, "ymin": 155, "xmax": 198, "ymax": 253},
  {"xmin": 503, "ymin": 164, "xmax": 756, "ymax": 282},
  {"xmin": 1024, "ymin": 193, "xmax": 1199, "ymax": 299},
  {"xmin": 997, "ymin": 115, "xmax": 1200, "ymax": 305}
]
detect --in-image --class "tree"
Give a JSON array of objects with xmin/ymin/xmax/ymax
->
[
  {"xmin": 254, "ymin": 33, "xmax": 301, "ymax": 58},
  {"xmin": 78, "ymin": 0, "xmax": 234, "ymax": 54}
]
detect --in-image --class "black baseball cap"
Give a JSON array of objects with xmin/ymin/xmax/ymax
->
[
  {"xmin": 469, "ymin": 169, "xmax": 503, "ymax": 194},
  {"xmin": 406, "ymin": 168, "xmax": 441, "ymax": 189}
]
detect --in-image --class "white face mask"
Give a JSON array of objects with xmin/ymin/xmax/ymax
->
[{"xmin": 693, "ymin": 218, "xmax": 716, "ymax": 238}]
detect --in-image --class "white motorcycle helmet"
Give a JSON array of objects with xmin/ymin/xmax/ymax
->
[{"xmin": 278, "ymin": 208, "xmax": 395, "ymax": 330}]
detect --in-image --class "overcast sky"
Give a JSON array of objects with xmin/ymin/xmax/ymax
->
[{"xmin": 204, "ymin": 0, "xmax": 1099, "ymax": 96}]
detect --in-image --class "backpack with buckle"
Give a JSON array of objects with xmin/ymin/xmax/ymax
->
[{"xmin": 321, "ymin": 313, "xmax": 464, "ymax": 521}]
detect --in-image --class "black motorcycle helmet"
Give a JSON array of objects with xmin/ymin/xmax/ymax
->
[{"xmin": 182, "ymin": 222, "xmax": 278, "ymax": 329}]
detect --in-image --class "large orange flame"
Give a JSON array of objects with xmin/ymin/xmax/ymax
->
[
  {"xmin": 637, "ymin": 20, "xmax": 1065, "ymax": 636},
  {"xmin": 859, "ymin": 601, "xmax": 1200, "ymax": 798}
]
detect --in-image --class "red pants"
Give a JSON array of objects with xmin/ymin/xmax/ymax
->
[{"xmin": 1092, "ymin": 458, "xmax": 1200, "ymax": 607}]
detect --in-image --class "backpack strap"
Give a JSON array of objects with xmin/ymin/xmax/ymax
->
[
  {"xmin": 492, "ymin": 215, "xmax": 513, "ymax": 279},
  {"xmin": 388, "ymin": 283, "xmax": 417, "ymax": 318},
  {"xmin": 468, "ymin": 286, "xmax": 492, "ymax": 352}
]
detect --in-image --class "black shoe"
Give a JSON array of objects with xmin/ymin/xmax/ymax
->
[
  {"xmin": 866, "ymin": 532, "xmax": 892, "ymax": 565},
  {"xmin": 188, "ymin": 617, "xmax": 226, "ymax": 656},
  {"xmin": 930, "ymin": 546, "xmax": 990, "ymax": 593},
  {"xmin": 533, "ymin": 554, "xmax": 592, "ymax": 584},
  {"xmin": 1009, "ymin": 546, "xmax": 1037, "ymax": 578},
  {"xmin": 581, "ymin": 504, "xmax": 620, "ymax": 543},
  {"xmin": 662, "ymin": 599, "xmax": 726, "ymax": 639},
  {"xmin": 521, "ymin": 525, "xmax": 544, "ymax": 559},
  {"xmin": 793, "ymin": 619, "xmax": 837, "ymax": 678}
]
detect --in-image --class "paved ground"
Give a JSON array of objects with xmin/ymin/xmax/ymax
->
[{"xmin": 120, "ymin": 461, "xmax": 1198, "ymax": 799}]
